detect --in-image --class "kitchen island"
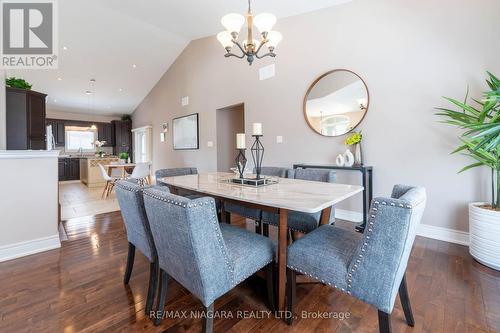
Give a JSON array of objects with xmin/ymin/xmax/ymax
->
[{"xmin": 80, "ymin": 156, "xmax": 120, "ymax": 187}]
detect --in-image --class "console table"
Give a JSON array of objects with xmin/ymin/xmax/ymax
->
[{"xmin": 293, "ymin": 163, "xmax": 373, "ymax": 232}]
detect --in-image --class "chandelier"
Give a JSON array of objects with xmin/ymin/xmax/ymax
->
[{"xmin": 217, "ymin": 0, "xmax": 283, "ymax": 66}]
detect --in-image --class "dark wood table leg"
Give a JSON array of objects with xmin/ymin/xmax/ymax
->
[
  {"xmin": 355, "ymin": 169, "xmax": 367, "ymax": 233},
  {"xmin": 278, "ymin": 208, "xmax": 288, "ymax": 312},
  {"xmin": 220, "ymin": 200, "xmax": 227, "ymax": 224},
  {"xmin": 319, "ymin": 206, "xmax": 332, "ymax": 225}
]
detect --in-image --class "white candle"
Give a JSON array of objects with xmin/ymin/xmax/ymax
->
[
  {"xmin": 236, "ymin": 133, "xmax": 246, "ymax": 149},
  {"xmin": 252, "ymin": 123, "xmax": 263, "ymax": 136}
]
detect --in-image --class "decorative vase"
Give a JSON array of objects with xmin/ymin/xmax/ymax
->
[
  {"xmin": 335, "ymin": 154, "xmax": 345, "ymax": 167},
  {"xmin": 354, "ymin": 143, "xmax": 363, "ymax": 166},
  {"xmin": 344, "ymin": 149, "xmax": 354, "ymax": 167},
  {"xmin": 469, "ymin": 203, "xmax": 500, "ymax": 271}
]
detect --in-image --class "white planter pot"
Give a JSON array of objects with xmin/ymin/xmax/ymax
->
[{"xmin": 469, "ymin": 203, "xmax": 500, "ymax": 271}]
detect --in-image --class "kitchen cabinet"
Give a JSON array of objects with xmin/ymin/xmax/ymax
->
[
  {"xmin": 58, "ymin": 157, "xmax": 80, "ymax": 181},
  {"xmin": 46, "ymin": 119, "xmax": 66, "ymax": 146},
  {"xmin": 6, "ymin": 87, "xmax": 47, "ymax": 150},
  {"xmin": 112, "ymin": 120, "xmax": 132, "ymax": 159},
  {"xmin": 58, "ymin": 158, "xmax": 67, "ymax": 181},
  {"xmin": 98, "ymin": 122, "xmax": 114, "ymax": 146}
]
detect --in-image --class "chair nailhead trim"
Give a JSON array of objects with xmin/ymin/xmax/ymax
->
[
  {"xmin": 287, "ymin": 264, "xmax": 352, "ymax": 295},
  {"xmin": 346, "ymin": 197, "xmax": 413, "ymax": 294}
]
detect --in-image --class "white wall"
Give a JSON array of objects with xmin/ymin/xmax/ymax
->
[
  {"xmin": 46, "ymin": 108, "xmax": 121, "ymax": 122},
  {"xmin": 0, "ymin": 70, "xmax": 6, "ymax": 150},
  {"xmin": 132, "ymin": 0, "xmax": 500, "ymax": 233},
  {"xmin": 0, "ymin": 151, "xmax": 61, "ymax": 262}
]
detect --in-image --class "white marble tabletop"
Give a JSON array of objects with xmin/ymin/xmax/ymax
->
[{"xmin": 158, "ymin": 172, "xmax": 364, "ymax": 213}]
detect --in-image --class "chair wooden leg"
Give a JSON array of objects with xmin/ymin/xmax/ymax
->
[
  {"xmin": 262, "ymin": 223, "xmax": 269, "ymax": 237},
  {"xmin": 154, "ymin": 269, "xmax": 169, "ymax": 326},
  {"xmin": 286, "ymin": 268, "xmax": 296, "ymax": 325},
  {"xmin": 101, "ymin": 181, "xmax": 109, "ymax": 199},
  {"xmin": 399, "ymin": 273, "xmax": 415, "ymax": 327},
  {"xmin": 266, "ymin": 263, "xmax": 276, "ymax": 312},
  {"xmin": 145, "ymin": 261, "xmax": 159, "ymax": 314},
  {"xmin": 378, "ymin": 310, "xmax": 392, "ymax": 333},
  {"xmin": 202, "ymin": 302, "xmax": 214, "ymax": 333},
  {"xmin": 124, "ymin": 242, "xmax": 135, "ymax": 284}
]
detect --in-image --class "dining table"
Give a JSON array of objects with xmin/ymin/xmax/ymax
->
[
  {"xmin": 104, "ymin": 163, "xmax": 136, "ymax": 178},
  {"xmin": 157, "ymin": 172, "xmax": 364, "ymax": 312}
]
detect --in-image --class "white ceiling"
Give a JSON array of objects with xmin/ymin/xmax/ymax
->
[{"xmin": 6, "ymin": 0, "xmax": 351, "ymax": 116}]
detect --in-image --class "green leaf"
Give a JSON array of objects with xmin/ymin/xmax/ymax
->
[
  {"xmin": 443, "ymin": 97, "xmax": 481, "ymax": 116},
  {"xmin": 458, "ymin": 162, "xmax": 483, "ymax": 173}
]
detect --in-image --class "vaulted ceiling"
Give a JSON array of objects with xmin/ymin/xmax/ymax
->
[{"xmin": 6, "ymin": 0, "xmax": 350, "ymax": 116}]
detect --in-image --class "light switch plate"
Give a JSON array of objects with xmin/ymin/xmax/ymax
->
[
  {"xmin": 207, "ymin": 141, "xmax": 214, "ymax": 147},
  {"xmin": 181, "ymin": 96, "xmax": 189, "ymax": 106},
  {"xmin": 259, "ymin": 64, "xmax": 275, "ymax": 80},
  {"xmin": 160, "ymin": 133, "xmax": 166, "ymax": 142},
  {"xmin": 276, "ymin": 135, "xmax": 283, "ymax": 144}
]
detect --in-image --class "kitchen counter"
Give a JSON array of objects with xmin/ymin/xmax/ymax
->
[{"xmin": 80, "ymin": 156, "xmax": 120, "ymax": 187}]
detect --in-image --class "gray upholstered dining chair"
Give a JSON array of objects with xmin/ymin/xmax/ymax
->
[
  {"xmin": 260, "ymin": 168, "xmax": 336, "ymax": 235},
  {"xmin": 155, "ymin": 167, "xmax": 198, "ymax": 180},
  {"xmin": 143, "ymin": 188, "xmax": 276, "ymax": 331},
  {"xmin": 286, "ymin": 185, "xmax": 426, "ymax": 333},
  {"xmin": 224, "ymin": 166, "xmax": 288, "ymax": 231},
  {"xmin": 154, "ymin": 167, "xmax": 199, "ymax": 197},
  {"xmin": 115, "ymin": 180, "xmax": 164, "ymax": 315}
]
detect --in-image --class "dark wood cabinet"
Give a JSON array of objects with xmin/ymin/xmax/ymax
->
[
  {"xmin": 98, "ymin": 122, "xmax": 114, "ymax": 146},
  {"xmin": 6, "ymin": 87, "xmax": 47, "ymax": 150},
  {"xmin": 46, "ymin": 119, "xmax": 65, "ymax": 146},
  {"xmin": 112, "ymin": 120, "xmax": 132, "ymax": 159},
  {"xmin": 56, "ymin": 120, "xmax": 65, "ymax": 146},
  {"xmin": 58, "ymin": 157, "xmax": 80, "ymax": 181},
  {"xmin": 58, "ymin": 158, "xmax": 67, "ymax": 181}
]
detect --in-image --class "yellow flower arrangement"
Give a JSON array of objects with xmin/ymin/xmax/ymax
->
[{"xmin": 345, "ymin": 132, "xmax": 362, "ymax": 146}]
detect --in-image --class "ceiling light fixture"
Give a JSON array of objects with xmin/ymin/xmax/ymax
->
[
  {"xmin": 57, "ymin": 77, "xmax": 62, "ymax": 81},
  {"xmin": 132, "ymin": 64, "xmax": 137, "ymax": 68},
  {"xmin": 85, "ymin": 91, "xmax": 92, "ymax": 95},
  {"xmin": 118, "ymin": 88, "xmax": 123, "ymax": 92},
  {"xmin": 217, "ymin": 0, "xmax": 282, "ymax": 65},
  {"xmin": 63, "ymin": 46, "xmax": 68, "ymax": 51}
]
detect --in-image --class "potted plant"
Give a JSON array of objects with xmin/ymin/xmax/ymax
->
[
  {"xmin": 119, "ymin": 152, "xmax": 129, "ymax": 164},
  {"xmin": 5, "ymin": 77, "xmax": 32, "ymax": 90},
  {"xmin": 436, "ymin": 71, "xmax": 500, "ymax": 270},
  {"xmin": 94, "ymin": 140, "xmax": 106, "ymax": 157}
]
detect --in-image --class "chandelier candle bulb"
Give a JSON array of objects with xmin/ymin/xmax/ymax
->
[
  {"xmin": 236, "ymin": 133, "xmax": 246, "ymax": 149},
  {"xmin": 252, "ymin": 123, "xmax": 263, "ymax": 136}
]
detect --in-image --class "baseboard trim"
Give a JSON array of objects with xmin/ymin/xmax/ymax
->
[
  {"xmin": 0, "ymin": 235, "xmax": 61, "ymax": 263},
  {"xmin": 335, "ymin": 209, "xmax": 363, "ymax": 223},
  {"xmin": 417, "ymin": 223, "xmax": 469, "ymax": 246},
  {"xmin": 335, "ymin": 209, "xmax": 470, "ymax": 246}
]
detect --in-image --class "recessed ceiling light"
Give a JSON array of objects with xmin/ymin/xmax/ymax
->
[
  {"xmin": 85, "ymin": 91, "xmax": 92, "ymax": 95},
  {"xmin": 118, "ymin": 88, "xmax": 123, "ymax": 92},
  {"xmin": 57, "ymin": 77, "xmax": 62, "ymax": 81},
  {"xmin": 63, "ymin": 46, "xmax": 68, "ymax": 51},
  {"xmin": 54, "ymin": 99, "xmax": 57, "ymax": 103},
  {"xmin": 132, "ymin": 64, "xmax": 137, "ymax": 68}
]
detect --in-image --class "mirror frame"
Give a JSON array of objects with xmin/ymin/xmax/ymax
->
[{"xmin": 303, "ymin": 69, "xmax": 370, "ymax": 137}]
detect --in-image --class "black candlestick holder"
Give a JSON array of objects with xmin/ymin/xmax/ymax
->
[
  {"xmin": 251, "ymin": 135, "xmax": 265, "ymax": 179},
  {"xmin": 235, "ymin": 149, "xmax": 247, "ymax": 179}
]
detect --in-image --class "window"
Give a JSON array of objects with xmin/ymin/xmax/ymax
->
[{"xmin": 65, "ymin": 126, "xmax": 97, "ymax": 152}]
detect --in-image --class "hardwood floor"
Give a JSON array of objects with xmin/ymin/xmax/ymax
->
[{"xmin": 1, "ymin": 212, "xmax": 499, "ymax": 333}]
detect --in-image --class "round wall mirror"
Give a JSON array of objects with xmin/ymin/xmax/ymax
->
[{"xmin": 303, "ymin": 69, "xmax": 369, "ymax": 137}]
